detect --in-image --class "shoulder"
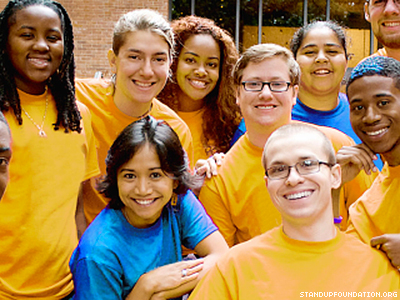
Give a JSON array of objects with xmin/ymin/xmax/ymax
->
[{"xmin": 296, "ymin": 121, "xmax": 355, "ymax": 150}]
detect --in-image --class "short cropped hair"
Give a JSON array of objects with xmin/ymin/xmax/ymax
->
[
  {"xmin": 262, "ymin": 123, "xmax": 336, "ymax": 170},
  {"xmin": 233, "ymin": 43, "xmax": 301, "ymax": 88},
  {"xmin": 346, "ymin": 56, "xmax": 400, "ymax": 94}
]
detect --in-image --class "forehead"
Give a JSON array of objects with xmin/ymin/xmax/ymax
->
[
  {"xmin": 119, "ymin": 30, "xmax": 170, "ymax": 54},
  {"xmin": 182, "ymin": 34, "xmax": 220, "ymax": 56},
  {"xmin": 242, "ymin": 57, "xmax": 291, "ymax": 81},
  {"xmin": 301, "ymin": 26, "xmax": 341, "ymax": 47},
  {"xmin": 265, "ymin": 132, "xmax": 326, "ymax": 165},
  {"xmin": 10, "ymin": 5, "xmax": 61, "ymax": 28},
  {"xmin": 348, "ymin": 75, "xmax": 399, "ymax": 101}
]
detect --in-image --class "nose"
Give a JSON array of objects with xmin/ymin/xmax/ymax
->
[
  {"xmin": 363, "ymin": 106, "xmax": 381, "ymax": 125},
  {"xmin": 135, "ymin": 177, "xmax": 152, "ymax": 195},
  {"xmin": 384, "ymin": 0, "xmax": 400, "ymax": 14},
  {"xmin": 315, "ymin": 49, "xmax": 328, "ymax": 63},
  {"xmin": 140, "ymin": 58, "xmax": 155, "ymax": 78},
  {"xmin": 194, "ymin": 63, "xmax": 206, "ymax": 77},
  {"xmin": 32, "ymin": 37, "xmax": 50, "ymax": 52},
  {"xmin": 285, "ymin": 166, "xmax": 305, "ymax": 186},
  {"xmin": 258, "ymin": 83, "xmax": 273, "ymax": 99}
]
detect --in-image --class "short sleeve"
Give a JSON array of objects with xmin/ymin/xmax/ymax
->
[
  {"xmin": 179, "ymin": 190, "xmax": 218, "ymax": 250},
  {"xmin": 70, "ymin": 256, "xmax": 124, "ymax": 300}
]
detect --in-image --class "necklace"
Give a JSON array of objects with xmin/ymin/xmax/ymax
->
[{"xmin": 21, "ymin": 88, "xmax": 49, "ymax": 138}]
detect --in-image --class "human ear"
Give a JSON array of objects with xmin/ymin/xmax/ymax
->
[
  {"xmin": 330, "ymin": 164, "xmax": 342, "ymax": 189},
  {"xmin": 291, "ymin": 84, "xmax": 299, "ymax": 107},
  {"xmin": 235, "ymin": 88, "xmax": 241, "ymax": 106},
  {"xmin": 108, "ymin": 49, "xmax": 117, "ymax": 73},
  {"xmin": 364, "ymin": 2, "xmax": 371, "ymax": 22}
]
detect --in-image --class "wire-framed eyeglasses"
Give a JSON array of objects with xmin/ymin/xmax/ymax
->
[
  {"xmin": 241, "ymin": 81, "xmax": 291, "ymax": 92},
  {"xmin": 265, "ymin": 160, "xmax": 333, "ymax": 180}
]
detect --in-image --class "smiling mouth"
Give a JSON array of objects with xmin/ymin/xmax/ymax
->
[
  {"xmin": 134, "ymin": 198, "xmax": 156, "ymax": 205},
  {"xmin": 28, "ymin": 57, "xmax": 50, "ymax": 66},
  {"xmin": 133, "ymin": 80, "xmax": 155, "ymax": 87},
  {"xmin": 255, "ymin": 105, "xmax": 275, "ymax": 110},
  {"xmin": 383, "ymin": 21, "xmax": 400, "ymax": 27},
  {"xmin": 189, "ymin": 79, "xmax": 207, "ymax": 88},
  {"xmin": 364, "ymin": 127, "xmax": 389, "ymax": 136},
  {"xmin": 285, "ymin": 191, "xmax": 312, "ymax": 200},
  {"xmin": 313, "ymin": 70, "xmax": 331, "ymax": 75}
]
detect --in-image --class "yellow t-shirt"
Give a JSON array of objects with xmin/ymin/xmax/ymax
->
[
  {"xmin": 0, "ymin": 89, "xmax": 99, "ymax": 299},
  {"xmin": 75, "ymin": 78, "xmax": 194, "ymax": 223},
  {"xmin": 189, "ymin": 227, "xmax": 400, "ymax": 299},
  {"xmin": 347, "ymin": 163, "xmax": 400, "ymax": 243},
  {"xmin": 178, "ymin": 109, "xmax": 213, "ymax": 162},
  {"xmin": 199, "ymin": 122, "xmax": 374, "ymax": 247}
]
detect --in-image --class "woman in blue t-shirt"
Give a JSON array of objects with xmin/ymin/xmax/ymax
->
[
  {"xmin": 289, "ymin": 20, "xmax": 382, "ymax": 169},
  {"xmin": 70, "ymin": 116, "xmax": 228, "ymax": 300}
]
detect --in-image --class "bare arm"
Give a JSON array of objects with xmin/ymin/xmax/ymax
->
[
  {"xmin": 76, "ymin": 181, "xmax": 88, "ymax": 239},
  {"xmin": 151, "ymin": 231, "xmax": 228, "ymax": 300}
]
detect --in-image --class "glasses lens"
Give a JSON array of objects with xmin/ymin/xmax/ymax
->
[
  {"xmin": 245, "ymin": 81, "xmax": 263, "ymax": 91},
  {"xmin": 270, "ymin": 81, "xmax": 288, "ymax": 92},
  {"xmin": 267, "ymin": 165, "xmax": 288, "ymax": 179},
  {"xmin": 297, "ymin": 160, "xmax": 319, "ymax": 175}
]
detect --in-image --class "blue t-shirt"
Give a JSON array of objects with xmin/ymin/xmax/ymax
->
[
  {"xmin": 70, "ymin": 190, "xmax": 217, "ymax": 300},
  {"xmin": 292, "ymin": 93, "xmax": 383, "ymax": 169},
  {"xmin": 292, "ymin": 93, "xmax": 361, "ymax": 144}
]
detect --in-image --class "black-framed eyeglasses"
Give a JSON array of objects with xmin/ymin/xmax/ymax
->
[
  {"xmin": 368, "ymin": 0, "xmax": 400, "ymax": 7},
  {"xmin": 265, "ymin": 160, "xmax": 333, "ymax": 180},
  {"xmin": 241, "ymin": 81, "xmax": 291, "ymax": 92}
]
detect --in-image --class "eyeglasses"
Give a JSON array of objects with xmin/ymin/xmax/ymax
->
[
  {"xmin": 265, "ymin": 160, "xmax": 333, "ymax": 180},
  {"xmin": 368, "ymin": 0, "xmax": 400, "ymax": 7},
  {"xmin": 241, "ymin": 81, "xmax": 291, "ymax": 92}
]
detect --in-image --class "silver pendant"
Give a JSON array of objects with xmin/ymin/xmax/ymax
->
[{"xmin": 39, "ymin": 130, "xmax": 47, "ymax": 138}]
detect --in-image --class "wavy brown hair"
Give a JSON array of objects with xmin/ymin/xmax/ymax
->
[{"xmin": 158, "ymin": 15, "xmax": 240, "ymax": 155}]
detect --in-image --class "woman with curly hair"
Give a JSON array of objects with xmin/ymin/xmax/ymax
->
[{"xmin": 158, "ymin": 16, "xmax": 241, "ymax": 163}]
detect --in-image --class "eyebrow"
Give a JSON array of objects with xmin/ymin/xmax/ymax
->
[
  {"xmin": 269, "ymin": 156, "xmax": 314, "ymax": 166},
  {"xmin": 0, "ymin": 147, "xmax": 11, "ymax": 152},
  {"xmin": 126, "ymin": 49, "xmax": 168, "ymax": 56},
  {"xmin": 119, "ymin": 167, "xmax": 162, "ymax": 173},
  {"xmin": 183, "ymin": 51, "xmax": 219, "ymax": 60},
  {"xmin": 350, "ymin": 93, "xmax": 393, "ymax": 103},
  {"xmin": 300, "ymin": 43, "xmax": 342, "ymax": 50}
]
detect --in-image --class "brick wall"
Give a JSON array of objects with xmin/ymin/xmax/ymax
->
[{"xmin": 0, "ymin": 0, "xmax": 169, "ymax": 78}]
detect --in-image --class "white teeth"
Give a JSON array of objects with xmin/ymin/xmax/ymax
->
[
  {"xmin": 28, "ymin": 58, "xmax": 48, "ymax": 65},
  {"xmin": 257, "ymin": 105, "xmax": 274, "ymax": 110},
  {"xmin": 135, "ymin": 199, "xmax": 155, "ymax": 205},
  {"xmin": 191, "ymin": 80, "xmax": 206, "ymax": 87},
  {"xmin": 314, "ymin": 70, "xmax": 330, "ymax": 75},
  {"xmin": 285, "ymin": 191, "xmax": 312, "ymax": 200},
  {"xmin": 366, "ymin": 128, "xmax": 388, "ymax": 136},
  {"xmin": 384, "ymin": 22, "xmax": 400, "ymax": 27},
  {"xmin": 135, "ymin": 81, "xmax": 153, "ymax": 87}
]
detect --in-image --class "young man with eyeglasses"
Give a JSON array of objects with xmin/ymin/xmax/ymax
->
[
  {"xmin": 198, "ymin": 43, "xmax": 373, "ymax": 248},
  {"xmin": 189, "ymin": 123, "xmax": 399, "ymax": 299},
  {"xmin": 366, "ymin": 0, "xmax": 400, "ymax": 61}
]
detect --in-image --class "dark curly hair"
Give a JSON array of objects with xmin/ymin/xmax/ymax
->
[
  {"xmin": 0, "ymin": 0, "xmax": 81, "ymax": 132},
  {"xmin": 158, "ymin": 15, "xmax": 241, "ymax": 156},
  {"xmin": 97, "ymin": 116, "xmax": 200, "ymax": 210}
]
